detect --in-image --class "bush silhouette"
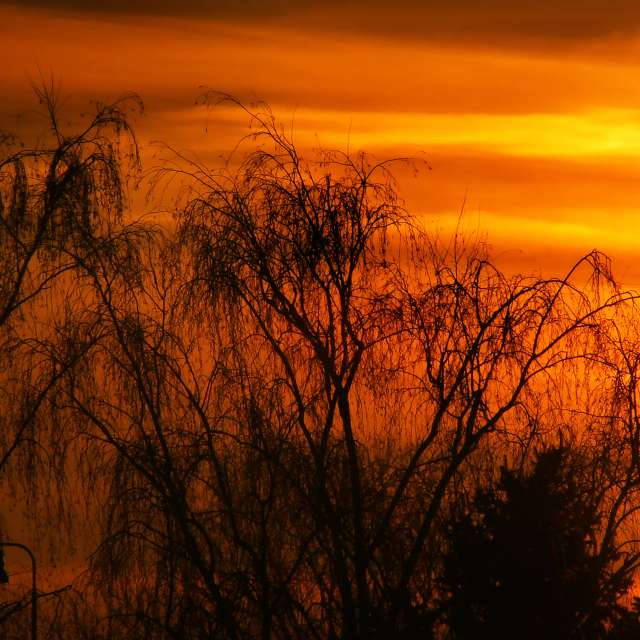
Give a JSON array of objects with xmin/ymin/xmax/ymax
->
[{"xmin": 441, "ymin": 446, "xmax": 634, "ymax": 640}]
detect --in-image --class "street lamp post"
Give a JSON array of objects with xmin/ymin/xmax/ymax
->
[{"xmin": 0, "ymin": 541, "xmax": 37, "ymax": 640}]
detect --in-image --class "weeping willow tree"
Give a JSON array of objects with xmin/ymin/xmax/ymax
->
[
  {"xmin": 0, "ymin": 85, "xmax": 146, "ymax": 634},
  {"xmin": 0, "ymin": 83, "xmax": 143, "ymax": 471}
]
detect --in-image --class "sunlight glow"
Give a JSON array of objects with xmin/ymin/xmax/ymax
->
[{"xmin": 282, "ymin": 108, "xmax": 640, "ymax": 158}]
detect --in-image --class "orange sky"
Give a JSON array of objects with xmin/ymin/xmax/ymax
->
[{"xmin": 3, "ymin": 1, "xmax": 640, "ymax": 284}]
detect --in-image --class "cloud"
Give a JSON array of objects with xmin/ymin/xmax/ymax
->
[{"xmin": 3, "ymin": 0, "xmax": 640, "ymax": 49}]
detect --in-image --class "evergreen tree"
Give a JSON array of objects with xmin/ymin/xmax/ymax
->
[{"xmin": 442, "ymin": 447, "xmax": 632, "ymax": 639}]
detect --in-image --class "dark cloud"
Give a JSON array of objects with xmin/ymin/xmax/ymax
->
[{"xmin": 3, "ymin": 0, "xmax": 640, "ymax": 48}]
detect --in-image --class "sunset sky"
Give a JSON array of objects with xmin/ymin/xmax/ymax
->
[{"xmin": 3, "ymin": 1, "xmax": 640, "ymax": 284}]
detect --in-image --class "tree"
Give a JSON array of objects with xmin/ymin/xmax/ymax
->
[
  {"xmin": 0, "ymin": 83, "xmax": 142, "ymax": 479},
  {"xmin": 3, "ymin": 93, "xmax": 640, "ymax": 639},
  {"xmin": 161, "ymin": 95, "xmax": 639, "ymax": 638},
  {"xmin": 0, "ymin": 85, "xmax": 143, "ymax": 633},
  {"xmin": 441, "ymin": 446, "xmax": 636, "ymax": 639}
]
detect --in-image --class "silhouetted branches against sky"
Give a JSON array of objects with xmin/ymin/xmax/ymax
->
[
  {"xmin": 2, "ymin": 91, "xmax": 640, "ymax": 638},
  {"xmin": 0, "ymin": 86, "xmax": 145, "ymax": 546}
]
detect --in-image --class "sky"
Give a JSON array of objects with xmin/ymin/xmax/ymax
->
[{"xmin": 3, "ymin": 1, "xmax": 640, "ymax": 284}]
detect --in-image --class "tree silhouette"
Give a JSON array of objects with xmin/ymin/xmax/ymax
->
[
  {"xmin": 441, "ymin": 446, "xmax": 636, "ymax": 640},
  {"xmin": 3, "ymin": 92, "xmax": 640, "ymax": 638},
  {"xmin": 0, "ymin": 84, "xmax": 142, "ymax": 482},
  {"xmin": 0, "ymin": 85, "xmax": 143, "ymax": 633},
  {"xmin": 608, "ymin": 599, "xmax": 640, "ymax": 639}
]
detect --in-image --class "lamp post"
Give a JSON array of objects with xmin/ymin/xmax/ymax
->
[{"xmin": 0, "ymin": 541, "xmax": 37, "ymax": 640}]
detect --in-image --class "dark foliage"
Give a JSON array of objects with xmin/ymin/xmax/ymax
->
[{"xmin": 442, "ymin": 447, "xmax": 636, "ymax": 640}]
